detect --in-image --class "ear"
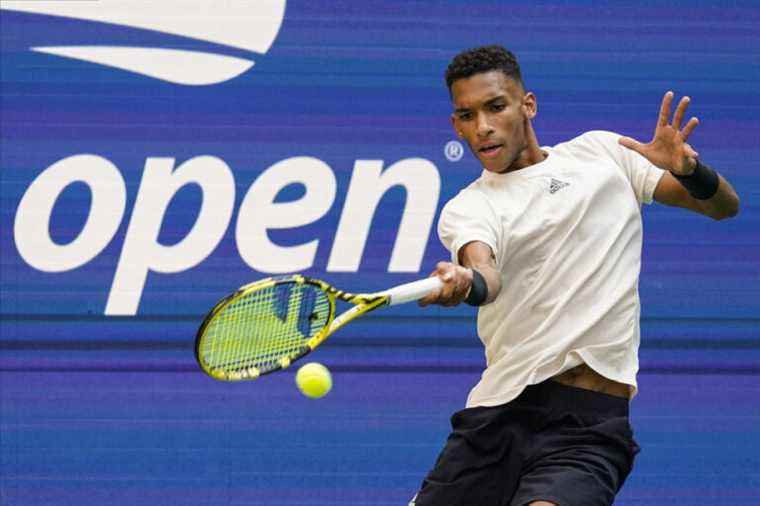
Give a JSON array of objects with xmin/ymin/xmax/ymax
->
[{"xmin": 522, "ymin": 92, "xmax": 537, "ymax": 119}]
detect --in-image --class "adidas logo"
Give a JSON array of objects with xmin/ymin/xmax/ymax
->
[
  {"xmin": 1, "ymin": 1, "xmax": 286, "ymax": 85},
  {"xmin": 549, "ymin": 178, "xmax": 570, "ymax": 194}
]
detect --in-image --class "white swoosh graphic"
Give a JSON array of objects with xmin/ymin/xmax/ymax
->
[
  {"xmin": 33, "ymin": 46, "xmax": 255, "ymax": 86},
  {"xmin": 2, "ymin": 1, "xmax": 286, "ymax": 53},
  {"xmin": 2, "ymin": 0, "xmax": 286, "ymax": 85}
]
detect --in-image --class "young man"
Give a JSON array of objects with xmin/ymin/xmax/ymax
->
[{"xmin": 410, "ymin": 45, "xmax": 740, "ymax": 506}]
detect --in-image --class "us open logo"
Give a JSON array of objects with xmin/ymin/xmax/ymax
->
[
  {"xmin": 0, "ymin": 0, "xmax": 287, "ymax": 85},
  {"xmin": 4, "ymin": 0, "xmax": 446, "ymax": 316}
]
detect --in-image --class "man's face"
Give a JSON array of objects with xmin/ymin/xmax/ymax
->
[{"xmin": 450, "ymin": 71, "xmax": 536, "ymax": 173}]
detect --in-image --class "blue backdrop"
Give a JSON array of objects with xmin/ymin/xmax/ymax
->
[{"xmin": 2, "ymin": 1, "xmax": 759, "ymax": 505}]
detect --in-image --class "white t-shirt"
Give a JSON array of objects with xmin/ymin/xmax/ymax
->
[{"xmin": 438, "ymin": 130, "xmax": 665, "ymax": 408}]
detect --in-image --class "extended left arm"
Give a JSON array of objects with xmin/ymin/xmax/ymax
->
[
  {"xmin": 619, "ymin": 91, "xmax": 740, "ymax": 220},
  {"xmin": 652, "ymin": 170, "xmax": 739, "ymax": 220}
]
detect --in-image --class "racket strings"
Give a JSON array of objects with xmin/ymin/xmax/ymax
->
[{"xmin": 201, "ymin": 282, "xmax": 331, "ymax": 374}]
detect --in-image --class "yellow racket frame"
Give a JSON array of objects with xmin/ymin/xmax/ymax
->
[{"xmin": 195, "ymin": 274, "xmax": 388, "ymax": 381}]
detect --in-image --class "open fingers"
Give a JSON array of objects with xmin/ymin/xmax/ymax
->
[
  {"xmin": 657, "ymin": 91, "xmax": 674, "ymax": 128},
  {"xmin": 672, "ymin": 96, "xmax": 690, "ymax": 130},
  {"xmin": 682, "ymin": 116, "xmax": 699, "ymax": 140}
]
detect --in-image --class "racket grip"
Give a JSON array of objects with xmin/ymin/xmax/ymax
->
[{"xmin": 384, "ymin": 277, "xmax": 443, "ymax": 306}]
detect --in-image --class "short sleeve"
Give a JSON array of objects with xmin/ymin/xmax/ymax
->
[
  {"xmin": 437, "ymin": 189, "xmax": 500, "ymax": 265},
  {"xmin": 583, "ymin": 130, "xmax": 665, "ymax": 205}
]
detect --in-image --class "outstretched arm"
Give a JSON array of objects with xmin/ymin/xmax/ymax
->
[
  {"xmin": 418, "ymin": 241, "xmax": 501, "ymax": 307},
  {"xmin": 619, "ymin": 91, "xmax": 739, "ymax": 220}
]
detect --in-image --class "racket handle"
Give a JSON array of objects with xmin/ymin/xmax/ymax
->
[{"xmin": 384, "ymin": 277, "xmax": 443, "ymax": 306}]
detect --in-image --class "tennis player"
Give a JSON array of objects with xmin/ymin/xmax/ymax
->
[{"xmin": 411, "ymin": 45, "xmax": 740, "ymax": 506}]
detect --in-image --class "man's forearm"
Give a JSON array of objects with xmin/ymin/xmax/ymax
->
[{"xmin": 693, "ymin": 175, "xmax": 740, "ymax": 220}]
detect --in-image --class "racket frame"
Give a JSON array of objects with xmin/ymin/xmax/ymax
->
[{"xmin": 195, "ymin": 274, "xmax": 389, "ymax": 381}]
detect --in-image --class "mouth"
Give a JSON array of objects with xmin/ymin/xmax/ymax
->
[{"xmin": 478, "ymin": 143, "xmax": 503, "ymax": 159}]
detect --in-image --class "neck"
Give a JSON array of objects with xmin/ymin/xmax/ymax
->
[{"xmin": 502, "ymin": 120, "xmax": 545, "ymax": 173}]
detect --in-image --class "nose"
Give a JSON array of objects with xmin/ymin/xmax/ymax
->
[{"xmin": 476, "ymin": 113, "xmax": 493, "ymax": 138}]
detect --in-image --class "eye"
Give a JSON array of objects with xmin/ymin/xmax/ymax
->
[
  {"xmin": 458, "ymin": 112, "xmax": 472, "ymax": 121},
  {"xmin": 490, "ymin": 103, "xmax": 506, "ymax": 112}
]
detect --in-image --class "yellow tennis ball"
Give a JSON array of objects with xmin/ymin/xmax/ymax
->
[{"xmin": 295, "ymin": 362, "xmax": 332, "ymax": 399}]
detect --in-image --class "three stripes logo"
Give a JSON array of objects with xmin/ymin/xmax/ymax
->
[
  {"xmin": 549, "ymin": 178, "xmax": 570, "ymax": 194},
  {"xmin": 0, "ymin": 0, "xmax": 287, "ymax": 85}
]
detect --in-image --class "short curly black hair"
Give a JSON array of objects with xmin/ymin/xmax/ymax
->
[{"xmin": 445, "ymin": 45, "xmax": 524, "ymax": 92}]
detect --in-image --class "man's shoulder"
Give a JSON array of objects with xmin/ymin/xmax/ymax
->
[
  {"xmin": 548, "ymin": 130, "xmax": 626, "ymax": 165},
  {"xmin": 444, "ymin": 183, "xmax": 486, "ymax": 208},
  {"xmin": 442, "ymin": 179, "xmax": 495, "ymax": 216},
  {"xmin": 552, "ymin": 130, "xmax": 622, "ymax": 151}
]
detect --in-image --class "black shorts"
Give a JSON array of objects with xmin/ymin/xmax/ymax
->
[{"xmin": 411, "ymin": 379, "xmax": 640, "ymax": 506}]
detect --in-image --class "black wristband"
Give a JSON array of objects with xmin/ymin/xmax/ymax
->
[
  {"xmin": 672, "ymin": 159, "xmax": 719, "ymax": 200},
  {"xmin": 464, "ymin": 269, "xmax": 488, "ymax": 306}
]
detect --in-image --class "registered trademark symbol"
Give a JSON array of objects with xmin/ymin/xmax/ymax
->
[{"xmin": 444, "ymin": 140, "xmax": 464, "ymax": 162}]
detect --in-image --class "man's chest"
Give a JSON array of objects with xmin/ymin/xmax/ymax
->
[{"xmin": 485, "ymin": 159, "xmax": 641, "ymax": 268}]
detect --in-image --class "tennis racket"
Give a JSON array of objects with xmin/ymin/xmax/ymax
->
[{"xmin": 195, "ymin": 274, "xmax": 442, "ymax": 381}]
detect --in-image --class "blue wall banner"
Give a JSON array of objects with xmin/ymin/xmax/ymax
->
[{"xmin": 2, "ymin": 2, "xmax": 759, "ymax": 505}]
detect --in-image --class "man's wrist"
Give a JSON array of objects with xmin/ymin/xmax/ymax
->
[
  {"xmin": 464, "ymin": 269, "xmax": 488, "ymax": 306},
  {"xmin": 673, "ymin": 160, "xmax": 695, "ymax": 176},
  {"xmin": 671, "ymin": 159, "xmax": 719, "ymax": 200}
]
